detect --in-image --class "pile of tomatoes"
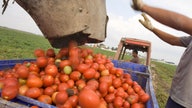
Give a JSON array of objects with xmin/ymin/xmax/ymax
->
[{"xmin": 0, "ymin": 42, "xmax": 150, "ymax": 108}]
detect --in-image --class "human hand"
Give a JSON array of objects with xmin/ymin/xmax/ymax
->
[
  {"xmin": 131, "ymin": 0, "xmax": 144, "ymax": 11},
  {"xmin": 139, "ymin": 13, "xmax": 154, "ymax": 31}
]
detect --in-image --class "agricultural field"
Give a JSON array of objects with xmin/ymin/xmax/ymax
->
[{"xmin": 0, "ymin": 26, "xmax": 177, "ymax": 108}]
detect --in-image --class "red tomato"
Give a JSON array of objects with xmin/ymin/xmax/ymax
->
[
  {"xmin": 57, "ymin": 83, "xmax": 69, "ymax": 91},
  {"xmin": 27, "ymin": 76, "xmax": 43, "ymax": 88},
  {"xmin": 42, "ymin": 75, "xmax": 54, "ymax": 87},
  {"xmin": 113, "ymin": 96, "xmax": 123, "ymax": 108},
  {"xmin": 16, "ymin": 65, "xmax": 29, "ymax": 79},
  {"xmin": 46, "ymin": 48, "xmax": 55, "ymax": 58},
  {"xmin": 59, "ymin": 60, "xmax": 71, "ymax": 70},
  {"xmin": 25, "ymin": 87, "xmax": 42, "ymax": 99},
  {"xmin": 123, "ymin": 101, "xmax": 130, "ymax": 108},
  {"xmin": 140, "ymin": 93, "xmax": 150, "ymax": 103},
  {"xmin": 29, "ymin": 63, "xmax": 40, "ymax": 73},
  {"xmin": 34, "ymin": 49, "xmax": 45, "ymax": 57},
  {"xmin": 59, "ymin": 74, "xmax": 69, "ymax": 83},
  {"xmin": 83, "ymin": 68, "xmax": 96, "ymax": 80},
  {"xmin": 68, "ymin": 95, "xmax": 78, "ymax": 107},
  {"xmin": 69, "ymin": 71, "xmax": 81, "ymax": 81},
  {"xmin": 112, "ymin": 78, "xmax": 122, "ymax": 88},
  {"xmin": 44, "ymin": 86, "xmax": 54, "ymax": 96},
  {"xmin": 55, "ymin": 91, "xmax": 68, "ymax": 105},
  {"xmin": 78, "ymin": 87, "xmax": 100, "ymax": 108},
  {"xmin": 38, "ymin": 95, "xmax": 52, "ymax": 104},
  {"xmin": 77, "ymin": 63, "xmax": 89, "ymax": 73},
  {"xmin": 45, "ymin": 64, "xmax": 58, "ymax": 77},
  {"xmin": 99, "ymin": 82, "xmax": 108, "ymax": 94},
  {"xmin": 131, "ymin": 103, "xmax": 145, "ymax": 108},
  {"xmin": 67, "ymin": 79, "xmax": 75, "ymax": 88},
  {"xmin": 127, "ymin": 94, "xmax": 139, "ymax": 104},
  {"xmin": 86, "ymin": 79, "xmax": 99, "ymax": 91},
  {"xmin": 99, "ymin": 76, "xmax": 113, "ymax": 86},
  {"xmin": 115, "ymin": 68, "xmax": 124, "ymax": 77},
  {"xmin": 36, "ymin": 56, "xmax": 48, "ymax": 68},
  {"xmin": 104, "ymin": 93, "xmax": 115, "ymax": 103}
]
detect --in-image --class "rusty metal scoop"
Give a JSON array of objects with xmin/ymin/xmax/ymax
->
[{"xmin": 15, "ymin": 0, "xmax": 108, "ymax": 48}]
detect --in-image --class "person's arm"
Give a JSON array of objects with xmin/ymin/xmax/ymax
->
[
  {"xmin": 151, "ymin": 28, "xmax": 183, "ymax": 47},
  {"xmin": 139, "ymin": 13, "xmax": 184, "ymax": 47},
  {"xmin": 132, "ymin": 0, "xmax": 192, "ymax": 35}
]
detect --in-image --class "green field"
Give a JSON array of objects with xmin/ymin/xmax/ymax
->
[{"xmin": 0, "ymin": 26, "xmax": 176, "ymax": 108}]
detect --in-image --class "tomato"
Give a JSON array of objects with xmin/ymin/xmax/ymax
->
[
  {"xmin": 83, "ymin": 68, "xmax": 96, "ymax": 80},
  {"xmin": 3, "ymin": 77, "xmax": 19, "ymax": 87},
  {"xmin": 115, "ymin": 87, "xmax": 126, "ymax": 98},
  {"xmin": 54, "ymin": 77, "xmax": 61, "ymax": 85},
  {"xmin": 99, "ymin": 82, "xmax": 108, "ymax": 94},
  {"xmin": 133, "ymin": 84, "xmax": 142, "ymax": 93},
  {"xmin": 127, "ymin": 87, "xmax": 135, "ymax": 95},
  {"xmin": 99, "ymin": 76, "xmax": 113, "ymax": 86},
  {"xmin": 124, "ymin": 73, "xmax": 131, "ymax": 79},
  {"xmin": 36, "ymin": 56, "xmax": 48, "ymax": 68},
  {"xmin": 59, "ymin": 60, "xmax": 71, "ymax": 70},
  {"xmin": 94, "ymin": 72, "xmax": 100, "ymax": 79},
  {"xmin": 122, "ymin": 83, "xmax": 129, "ymax": 91},
  {"xmin": 68, "ymin": 95, "xmax": 78, "ymax": 107},
  {"xmin": 69, "ymin": 47, "xmax": 80, "ymax": 69},
  {"xmin": 77, "ymin": 63, "xmax": 89, "ymax": 73},
  {"xmin": 43, "ymin": 86, "xmax": 55, "ymax": 96},
  {"xmin": 131, "ymin": 103, "xmax": 145, "ymax": 108},
  {"xmin": 108, "ymin": 86, "xmax": 115, "ymax": 93},
  {"xmin": 58, "ymin": 47, "xmax": 69, "ymax": 57},
  {"xmin": 1, "ymin": 86, "xmax": 18, "ymax": 100},
  {"xmin": 101, "ymin": 69, "xmax": 110, "ymax": 76},
  {"xmin": 27, "ymin": 76, "xmax": 43, "ymax": 88},
  {"xmin": 34, "ymin": 49, "xmax": 45, "ymax": 57},
  {"xmin": 140, "ymin": 93, "xmax": 150, "ymax": 103},
  {"xmin": 51, "ymin": 92, "xmax": 58, "ymax": 104},
  {"xmin": 46, "ymin": 48, "xmax": 55, "ymax": 58},
  {"xmin": 58, "ymin": 83, "xmax": 69, "ymax": 91},
  {"xmin": 55, "ymin": 91, "xmax": 68, "ymax": 105},
  {"xmin": 98, "ymin": 64, "xmax": 106, "ymax": 72},
  {"xmin": 123, "ymin": 101, "xmax": 130, "ymax": 108},
  {"xmin": 81, "ymin": 49, "xmax": 89, "ymax": 58},
  {"xmin": 78, "ymin": 87, "xmax": 100, "ymax": 108},
  {"xmin": 45, "ymin": 64, "xmax": 58, "ymax": 77},
  {"xmin": 86, "ymin": 79, "xmax": 99, "ymax": 91},
  {"xmin": 29, "ymin": 63, "xmax": 40, "ymax": 73},
  {"xmin": 25, "ymin": 87, "xmax": 42, "ymax": 99},
  {"xmin": 19, "ymin": 85, "xmax": 29, "ymax": 95},
  {"xmin": 113, "ymin": 96, "xmax": 123, "ymax": 108},
  {"xmin": 42, "ymin": 75, "xmax": 54, "ymax": 87},
  {"xmin": 16, "ymin": 65, "xmax": 29, "ymax": 79},
  {"xmin": 112, "ymin": 78, "xmax": 122, "ymax": 88},
  {"xmin": 70, "ymin": 71, "xmax": 81, "ymax": 81},
  {"xmin": 91, "ymin": 63, "xmax": 99, "ymax": 71},
  {"xmin": 127, "ymin": 94, "xmax": 139, "ymax": 104},
  {"xmin": 59, "ymin": 74, "xmax": 69, "ymax": 83},
  {"xmin": 67, "ymin": 79, "xmax": 75, "ymax": 88},
  {"xmin": 115, "ymin": 68, "xmax": 124, "ymax": 77},
  {"xmin": 76, "ymin": 80, "xmax": 86, "ymax": 91},
  {"xmin": 125, "ymin": 78, "xmax": 133, "ymax": 86},
  {"xmin": 47, "ymin": 57, "xmax": 55, "ymax": 65},
  {"xmin": 104, "ymin": 93, "xmax": 115, "ymax": 103},
  {"xmin": 38, "ymin": 95, "xmax": 52, "ymax": 104}
]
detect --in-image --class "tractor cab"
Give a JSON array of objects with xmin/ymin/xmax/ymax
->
[{"xmin": 114, "ymin": 37, "xmax": 151, "ymax": 66}]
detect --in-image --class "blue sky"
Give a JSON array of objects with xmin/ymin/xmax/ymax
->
[{"xmin": 1, "ymin": 0, "xmax": 192, "ymax": 64}]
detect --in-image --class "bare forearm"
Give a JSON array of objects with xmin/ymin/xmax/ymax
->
[
  {"xmin": 142, "ymin": 5, "xmax": 192, "ymax": 35},
  {"xmin": 151, "ymin": 28, "xmax": 183, "ymax": 47}
]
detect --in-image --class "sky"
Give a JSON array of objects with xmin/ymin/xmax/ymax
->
[{"xmin": 1, "ymin": 0, "xmax": 192, "ymax": 64}]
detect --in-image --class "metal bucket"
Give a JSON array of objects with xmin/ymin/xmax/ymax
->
[{"xmin": 15, "ymin": 0, "xmax": 108, "ymax": 48}]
